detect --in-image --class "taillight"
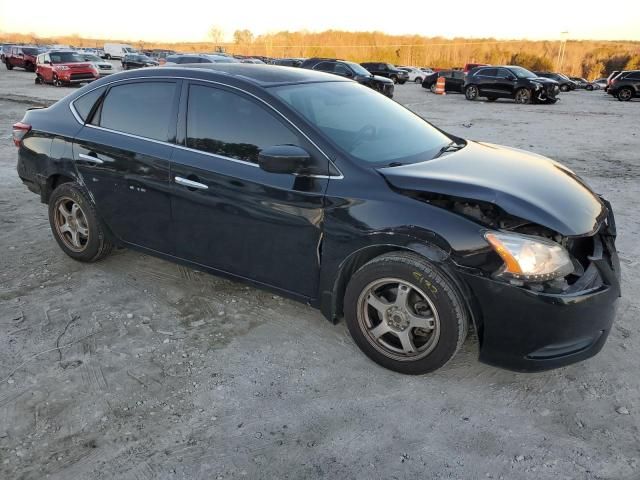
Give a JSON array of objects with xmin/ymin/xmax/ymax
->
[{"xmin": 12, "ymin": 122, "xmax": 31, "ymax": 147}]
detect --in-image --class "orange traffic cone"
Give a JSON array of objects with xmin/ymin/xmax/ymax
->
[{"xmin": 435, "ymin": 76, "xmax": 446, "ymax": 95}]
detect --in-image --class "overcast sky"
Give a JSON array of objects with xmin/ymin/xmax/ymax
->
[{"xmin": 1, "ymin": 0, "xmax": 639, "ymax": 42}]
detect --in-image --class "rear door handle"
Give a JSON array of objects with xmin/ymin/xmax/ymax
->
[
  {"xmin": 78, "ymin": 153, "xmax": 104, "ymax": 164},
  {"xmin": 175, "ymin": 176, "xmax": 208, "ymax": 190}
]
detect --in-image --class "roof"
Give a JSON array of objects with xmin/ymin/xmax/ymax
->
[{"xmin": 142, "ymin": 63, "xmax": 349, "ymax": 87}]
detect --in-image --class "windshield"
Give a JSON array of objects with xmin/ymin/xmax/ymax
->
[
  {"xmin": 346, "ymin": 62, "xmax": 371, "ymax": 76},
  {"xmin": 50, "ymin": 52, "xmax": 84, "ymax": 63},
  {"xmin": 83, "ymin": 54, "xmax": 100, "ymax": 62},
  {"xmin": 272, "ymin": 82, "xmax": 452, "ymax": 165},
  {"xmin": 509, "ymin": 67, "xmax": 537, "ymax": 79},
  {"xmin": 124, "ymin": 47, "xmax": 136, "ymax": 53}
]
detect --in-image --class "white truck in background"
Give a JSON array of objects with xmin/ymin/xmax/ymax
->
[{"xmin": 103, "ymin": 43, "xmax": 137, "ymax": 59}]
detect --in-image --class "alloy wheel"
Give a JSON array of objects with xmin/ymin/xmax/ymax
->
[
  {"xmin": 618, "ymin": 88, "xmax": 632, "ymax": 101},
  {"xmin": 466, "ymin": 85, "xmax": 478, "ymax": 100},
  {"xmin": 357, "ymin": 278, "xmax": 441, "ymax": 361},
  {"xmin": 53, "ymin": 196, "xmax": 90, "ymax": 252},
  {"xmin": 515, "ymin": 89, "xmax": 531, "ymax": 104}
]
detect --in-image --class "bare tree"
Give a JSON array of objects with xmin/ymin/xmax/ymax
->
[{"xmin": 209, "ymin": 26, "xmax": 225, "ymax": 45}]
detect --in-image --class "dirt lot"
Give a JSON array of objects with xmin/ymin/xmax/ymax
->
[{"xmin": 1, "ymin": 69, "xmax": 639, "ymax": 480}]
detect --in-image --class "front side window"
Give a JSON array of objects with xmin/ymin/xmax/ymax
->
[
  {"xmin": 186, "ymin": 84, "xmax": 300, "ymax": 164},
  {"xmin": 314, "ymin": 62, "xmax": 335, "ymax": 72},
  {"xmin": 96, "ymin": 82, "xmax": 176, "ymax": 142},
  {"xmin": 273, "ymin": 81, "xmax": 451, "ymax": 166}
]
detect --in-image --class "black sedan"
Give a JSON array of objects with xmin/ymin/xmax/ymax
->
[
  {"xmin": 421, "ymin": 70, "xmax": 465, "ymax": 93},
  {"xmin": 121, "ymin": 54, "xmax": 159, "ymax": 70},
  {"xmin": 14, "ymin": 65, "xmax": 620, "ymax": 374}
]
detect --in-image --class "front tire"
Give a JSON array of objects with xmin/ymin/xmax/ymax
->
[
  {"xmin": 53, "ymin": 74, "xmax": 64, "ymax": 87},
  {"xmin": 586, "ymin": 84, "xmax": 594, "ymax": 91},
  {"xmin": 48, "ymin": 182, "xmax": 113, "ymax": 262},
  {"xmin": 465, "ymin": 85, "xmax": 479, "ymax": 100},
  {"xmin": 344, "ymin": 252, "xmax": 468, "ymax": 375},
  {"xmin": 5, "ymin": 61, "xmax": 13, "ymax": 70},
  {"xmin": 617, "ymin": 87, "xmax": 633, "ymax": 101},
  {"xmin": 414, "ymin": 77, "xmax": 422, "ymax": 84},
  {"xmin": 560, "ymin": 84, "xmax": 570, "ymax": 92},
  {"xmin": 429, "ymin": 83, "xmax": 437, "ymax": 93},
  {"xmin": 514, "ymin": 88, "xmax": 532, "ymax": 104}
]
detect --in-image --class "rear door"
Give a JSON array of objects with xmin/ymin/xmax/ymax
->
[
  {"xmin": 475, "ymin": 68, "xmax": 498, "ymax": 95},
  {"xmin": 169, "ymin": 81, "xmax": 329, "ymax": 298},
  {"xmin": 72, "ymin": 79, "xmax": 180, "ymax": 254}
]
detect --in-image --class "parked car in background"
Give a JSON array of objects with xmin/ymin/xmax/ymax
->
[
  {"xmin": 164, "ymin": 54, "xmax": 239, "ymax": 65},
  {"xmin": 121, "ymin": 54, "xmax": 159, "ymax": 70},
  {"xmin": 79, "ymin": 53, "xmax": 114, "ymax": 76},
  {"xmin": 421, "ymin": 70, "xmax": 465, "ymax": 93},
  {"xmin": 14, "ymin": 64, "xmax": 620, "ymax": 375},
  {"xmin": 569, "ymin": 77, "xmax": 600, "ymax": 91},
  {"xmin": 300, "ymin": 58, "xmax": 394, "ymax": 97},
  {"xmin": 240, "ymin": 58, "xmax": 265, "ymax": 64},
  {"xmin": 360, "ymin": 62, "xmax": 409, "ymax": 84},
  {"xmin": 419, "ymin": 67, "xmax": 434, "ymax": 74},
  {"xmin": 143, "ymin": 49, "xmax": 177, "ymax": 64},
  {"xmin": 533, "ymin": 72, "xmax": 576, "ymax": 92},
  {"xmin": 607, "ymin": 70, "xmax": 640, "ymax": 101},
  {"xmin": 594, "ymin": 78, "xmax": 608, "ymax": 90},
  {"xmin": 605, "ymin": 71, "xmax": 621, "ymax": 92},
  {"xmin": 463, "ymin": 63, "xmax": 489, "ymax": 73},
  {"xmin": 4, "ymin": 45, "xmax": 42, "ymax": 72},
  {"xmin": 397, "ymin": 66, "xmax": 427, "ymax": 83},
  {"xmin": 464, "ymin": 66, "xmax": 560, "ymax": 104},
  {"xmin": 103, "ymin": 43, "xmax": 137, "ymax": 59},
  {"xmin": 35, "ymin": 50, "xmax": 98, "ymax": 87},
  {"xmin": 0, "ymin": 43, "xmax": 17, "ymax": 62},
  {"xmin": 272, "ymin": 58, "xmax": 305, "ymax": 67}
]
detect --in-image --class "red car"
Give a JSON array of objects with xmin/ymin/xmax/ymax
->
[
  {"xmin": 4, "ymin": 45, "xmax": 41, "ymax": 72},
  {"xmin": 463, "ymin": 63, "xmax": 489, "ymax": 73},
  {"xmin": 35, "ymin": 50, "xmax": 98, "ymax": 87}
]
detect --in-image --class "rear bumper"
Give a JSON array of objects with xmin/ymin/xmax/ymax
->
[{"xmin": 459, "ymin": 227, "xmax": 621, "ymax": 372}]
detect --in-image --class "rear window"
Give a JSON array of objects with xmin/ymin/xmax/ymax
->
[{"xmin": 96, "ymin": 82, "xmax": 177, "ymax": 142}]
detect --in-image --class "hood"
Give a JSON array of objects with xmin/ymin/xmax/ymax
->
[
  {"xmin": 377, "ymin": 141, "xmax": 605, "ymax": 236},
  {"xmin": 371, "ymin": 74, "xmax": 394, "ymax": 84},
  {"xmin": 533, "ymin": 77, "xmax": 559, "ymax": 85}
]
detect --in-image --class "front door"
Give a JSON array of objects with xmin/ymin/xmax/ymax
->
[
  {"xmin": 169, "ymin": 82, "xmax": 328, "ymax": 299},
  {"xmin": 73, "ymin": 79, "xmax": 180, "ymax": 254}
]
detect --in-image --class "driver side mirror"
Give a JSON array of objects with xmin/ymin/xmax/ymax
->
[{"xmin": 258, "ymin": 145, "xmax": 316, "ymax": 175}]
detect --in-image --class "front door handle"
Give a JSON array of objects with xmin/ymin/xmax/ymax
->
[
  {"xmin": 78, "ymin": 153, "xmax": 104, "ymax": 164},
  {"xmin": 175, "ymin": 176, "xmax": 208, "ymax": 190}
]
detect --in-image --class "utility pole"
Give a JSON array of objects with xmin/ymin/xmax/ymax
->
[{"xmin": 556, "ymin": 31, "xmax": 568, "ymax": 72}]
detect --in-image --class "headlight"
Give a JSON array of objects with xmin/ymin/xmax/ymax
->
[
  {"xmin": 530, "ymin": 81, "xmax": 542, "ymax": 89},
  {"xmin": 55, "ymin": 65, "xmax": 69, "ymax": 70},
  {"xmin": 485, "ymin": 231, "xmax": 574, "ymax": 281}
]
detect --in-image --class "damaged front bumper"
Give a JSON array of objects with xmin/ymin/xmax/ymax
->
[{"xmin": 459, "ymin": 208, "xmax": 621, "ymax": 372}]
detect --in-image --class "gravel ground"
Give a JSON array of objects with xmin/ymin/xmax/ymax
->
[{"xmin": 0, "ymin": 69, "xmax": 639, "ymax": 480}]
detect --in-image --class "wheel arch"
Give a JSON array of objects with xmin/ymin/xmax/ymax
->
[
  {"xmin": 43, "ymin": 173, "xmax": 76, "ymax": 203},
  {"xmin": 320, "ymin": 240, "xmax": 482, "ymax": 341}
]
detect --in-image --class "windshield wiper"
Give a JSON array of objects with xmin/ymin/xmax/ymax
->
[{"xmin": 433, "ymin": 141, "xmax": 464, "ymax": 159}]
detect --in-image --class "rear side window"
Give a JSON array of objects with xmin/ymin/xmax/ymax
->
[
  {"xmin": 314, "ymin": 61, "xmax": 335, "ymax": 72},
  {"xmin": 478, "ymin": 68, "xmax": 497, "ymax": 77},
  {"xmin": 97, "ymin": 82, "xmax": 177, "ymax": 141},
  {"xmin": 625, "ymin": 71, "xmax": 640, "ymax": 80},
  {"xmin": 73, "ymin": 86, "xmax": 106, "ymax": 122},
  {"xmin": 185, "ymin": 84, "xmax": 300, "ymax": 164}
]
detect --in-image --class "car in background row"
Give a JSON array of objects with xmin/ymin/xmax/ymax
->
[
  {"xmin": 421, "ymin": 70, "xmax": 465, "ymax": 93},
  {"xmin": 397, "ymin": 66, "xmax": 428, "ymax": 83},
  {"xmin": 607, "ymin": 70, "xmax": 640, "ymax": 101},
  {"xmin": 533, "ymin": 72, "xmax": 576, "ymax": 92},
  {"xmin": 300, "ymin": 58, "xmax": 394, "ymax": 97},
  {"xmin": 35, "ymin": 50, "xmax": 98, "ymax": 87},
  {"xmin": 14, "ymin": 64, "xmax": 621, "ymax": 375},
  {"xmin": 79, "ymin": 53, "xmax": 114, "ymax": 76},
  {"xmin": 569, "ymin": 77, "xmax": 600, "ymax": 91},
  {"xmin": 240, "ymin": 58, "xmax": 265, "ymax": 64},
  {"xmin": 164, "ymin": 54, "xmax": 239, "ymax": 65},
  {"xmin": 594, "ymin": 78, "xmax": 608, "ymax": 90},
  {"xmin": 103, "ymin": 43, "xmax": 137, "ymax": 60},
  {"xmin": 463, "ymin": 63, "xmax": 489, "ymax": 73},
  {"xmin": 4, "ymin": 45, "xmax": 42, "ymax": 72},
  {"xmin": 121, "ymin": 54, "xmax": 159, "ymax": 70},
  {"xmin": 142, "ymin": 49, "xmax": 176, "ymax": 64},
  {"xmin": 360, "ymin": 62, "xmax": 409, "ymax": 84},
  {"xmin": 271, "ymin": 58, "xmax": 305, "ymax": 67},
  {"xmin": 0, "ymin": 43, "xmax": 17, "ymax": 61},
  {"xmin": 464, "ymin": 66, "xmax": 560, "ymax": 104},
  {"xmin": 605, "ymin": 71, "xmax": 621, "ymax": 92}
]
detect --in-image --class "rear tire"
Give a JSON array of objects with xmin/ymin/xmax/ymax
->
[
  {"xmin": 105, "ymin": 54, "xmax": 111, "ymax": 60},
  {"xmin": 5, "ymin": 61, "xmax": 13, "ymax": 70},
  {"xmin": 48, "ymin": 182, "xmax": 113, "ymax": 262},
  {"xmin": 560, "ymin": 84, "xmax": 570, "ymax": 92},
  {"xmin": 414, "ymin": 77, "xmax": 422, "ymax": 84},
  {"xmin": 35, "ymin": 74, "xmax": 42, "ymax": 85},
  {"xmin": 586, "ymin": 84, "xmax": 593, "ymax": 91},
  {"xmin": 430, "ymin": 83, "xmax": 437, "ymax": 93},
  {"xmin": 617, "ymin": 87, "xmax": 633, "ymax": 101},
  {"xmin": 344, "ymin": 252, "xmax": 468, "ymax": 375}
]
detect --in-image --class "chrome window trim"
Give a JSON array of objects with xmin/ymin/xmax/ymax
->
[{"xmin": 68, "ymin": 74, "xmax": 344, "ymax": 178}]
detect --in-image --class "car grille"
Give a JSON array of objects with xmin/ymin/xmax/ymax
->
[
  {"xmin": 70, "ymin": 73, "xmax": 95, "ymax": 81},
  {"xmin": 100, "ymin": 64, "xmax": 112, "ymax": 70}
]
